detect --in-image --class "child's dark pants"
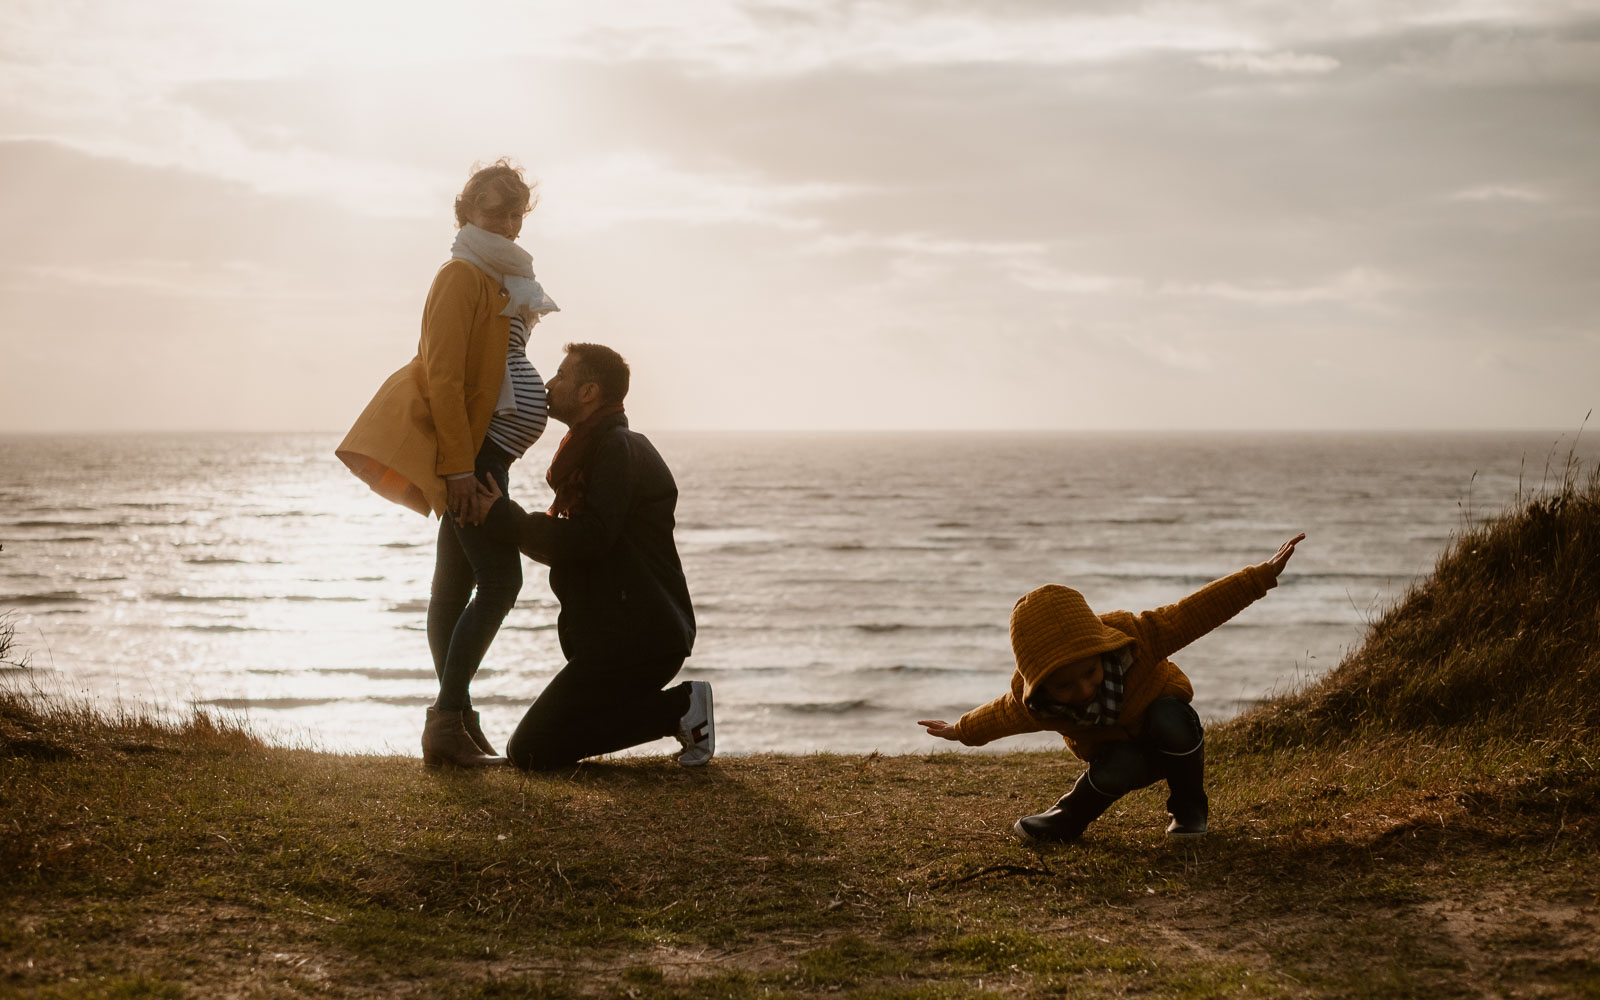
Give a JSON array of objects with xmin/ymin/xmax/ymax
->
[
  {"xmin": 1086, "ymin": 696, "xmax": 1205, "ymax": 798},
  {"xmin": 1016, "ymin": 696, "xmax": 1208, "ymax": 843}
]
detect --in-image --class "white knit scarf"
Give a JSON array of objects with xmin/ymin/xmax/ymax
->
[{"xmin": 450, "ymin": 224, "xmax": 560, "ymax": 415}]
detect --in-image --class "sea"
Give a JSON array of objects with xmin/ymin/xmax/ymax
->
[{"xmin": 1, "ymin": 431, "xmax": 1591, "ymax": 757}]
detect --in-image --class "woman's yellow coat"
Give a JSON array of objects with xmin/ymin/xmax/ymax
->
[{"xmin": 336, "ymin": 259, "xmax": 511, "ymax": 517}]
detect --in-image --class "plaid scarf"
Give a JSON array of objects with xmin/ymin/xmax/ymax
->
[
  {"xmin": 546, "ymin": 405, "xmax": 626, "ymax": 517},
  {"xmin": 1032, "ymin": 645, "xmax": 1132, "ymax": 727}
]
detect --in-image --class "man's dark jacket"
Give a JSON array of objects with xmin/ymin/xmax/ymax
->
[{"xmin": 489, "ymin": 413, "xmax": 695, "ymax": 663}]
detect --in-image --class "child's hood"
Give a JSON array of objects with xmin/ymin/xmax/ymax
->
[{"xmin": 1009, "ymin": 584, "xmax": 1136, "ymax": 702}]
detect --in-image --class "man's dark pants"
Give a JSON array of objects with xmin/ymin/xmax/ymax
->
[{"xmin": 506, "ymin": 655, "xmax": 693, "ymax": 769}]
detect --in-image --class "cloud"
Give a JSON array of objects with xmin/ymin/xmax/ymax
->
[
  {"xmin": 1197, "ymin": 50, "xmax": 1340, "ymax": 74},
  {"xmin": 1160, "ymin": 268, "xmax": 1402, "ymax": 307},
  {"xmin": 1003, "ymin": 259, "xmax": 1134, "ymax": 296},
  {"xmin": 801, "ymin": 231, "xmax": 1046, "ymax": 258},
  {"xmin": 1117, "ymin": 331, "xmax": 1217, "ymax": 372},
  {"xmin": 1447, "ymin": 184, "xmax": 1550, "ymax": 203},
  {"xmin": 539, "ymin": 151, "xmax": 856, "ymax": 233},
  {"xmin": 3, "ymin": 3, "xmax": 1600, "ymax": 431},
  {"xmin": 18, "ymin": 259, "xmax": 382, "ymax": 302}
]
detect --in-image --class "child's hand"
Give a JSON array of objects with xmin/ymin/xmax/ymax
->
[
  {"xmin": 919, "ymin": 719, "xmax": 961, "ymax": 741},
  {"xmin": 1258, "ymin": 532, "xmax": 1306, "ymax": 587}
]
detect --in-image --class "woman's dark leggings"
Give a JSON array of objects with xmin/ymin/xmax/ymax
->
[
  {"xmin": 1084, "ymin": 696, "xmax": 1206, "ymax": 802},
  {"xmin": 428, "ymin": 441, "xmax": 521, "ymax": 713}
]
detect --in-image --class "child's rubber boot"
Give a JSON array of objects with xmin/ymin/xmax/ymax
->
[
  {"xmin": 1013, "ymin": 773, "xmax": 1119, "ymax": 844},
  {"xmin": 1163, "ymin": 741, "xmax": 1208, "ymax": 839}
]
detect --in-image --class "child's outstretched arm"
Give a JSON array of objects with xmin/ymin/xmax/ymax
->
[
  {"xmin": 1134, "ymin": 533, "xmax": 1305, "ymax": 660},
  {"xmin": 917, "ymin": 689, "xmax": 1038, "ymax": 746}
]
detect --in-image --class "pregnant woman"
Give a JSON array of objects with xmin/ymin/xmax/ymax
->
[{"xmin": 337, "ymin": 159, "xmax": 556, "ymax": 768}]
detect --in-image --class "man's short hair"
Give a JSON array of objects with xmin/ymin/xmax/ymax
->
[{"xmin": 564, "ymin": 342, "xmax": 630, "ymax": 404}]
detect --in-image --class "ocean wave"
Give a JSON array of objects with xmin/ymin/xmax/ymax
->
[
  {"xmin": 501, "ymin": 623, "xmax": 557, "ymax": 632},
  {"xmin": 866, "ymin": 664, "xmax": 990, "ymax": 675},
  {"xmin": 388, "ymin": 600, "xmax": 430, "ymax": 614},
  {"xmin": 177, "ymin": 625, "xmax": 262, "ymax": 633},
  {"xmin": 367, "ymin": 693, "xmax": 529, "ymax": 707},
  {"xmin": 154, "ymin": 593, "xmax": 247, "ymax": 603},
  {"xmin": 1098, "ymin": 515, "xmax": 1185, "ymax": 525},
  {"xmin": 199, "ymin": 697, "xmax": 337, "ymax": 710},
  {"xmin": 7, "ymin": 519, "xmax": 125, "ymax": 529},
  {"xmin": 381, "ymin": 541, "xmax": 425, "ymax": 549},
  {"xmin": 925, "ymin": 535, "xmax": 1019, "ymax": 547},
  {"xmin": 676, "ymin": 664, "xmax": 794, "ymax": 674},
  {"xmin": 2, "ymin": 592, "xmax": 91, "ymax": 605},
  {"xmin": 772, "ymin": 699, "xmax": 872, "ymax": 714},
  {"xmin": 155, "ymin": 592, "xmax": 364, "ymax": 604},
  {"xmin": 676, "ymin": 528, "xmax": 785, "ymax": 548},
  {"xmin": 852, "ymin": 622, "xmax": 1002, "ymax": 634},
  {"xmin": 316, "ymin": 667, "xmax": 436, "ymax": 681}
]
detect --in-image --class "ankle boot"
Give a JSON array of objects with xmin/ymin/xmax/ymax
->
[
  {"xmin": 422, "ymin": 708, "xmax": 507, "ymax": 769},
  {"xmin": 1163, "ymin": 741, "xmax": 1208, "ymax": 838},
  {"xmin": 1014, "ymin": 773, "xmax": 1120, "ymax": 844},
  {"xmin": 463, "ymin": 709, "xmax": 497, "ymax": 756}
]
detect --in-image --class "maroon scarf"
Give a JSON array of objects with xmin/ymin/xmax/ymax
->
[{"xmin": 546, "ymin": 404, "xmax": 626, "ymax": 517}]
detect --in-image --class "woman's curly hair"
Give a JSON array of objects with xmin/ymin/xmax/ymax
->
[{"xmin": 454, "ymin": 158, "xmax": 539, "ymax": 228}]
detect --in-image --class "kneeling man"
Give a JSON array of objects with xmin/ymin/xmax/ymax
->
[{"xmin": 480, "ymin": 342, "xmax": 712, "ymax": 768}]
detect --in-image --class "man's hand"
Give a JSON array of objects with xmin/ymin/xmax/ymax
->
[
  {"xmin": 446, "ymin": 475, "xmax": 478, "ymax": 523},
  {"xmin": 1258, "ymin": 532, "xmax": 1306, "ymax": 587},
  {"xmin": 919, "ymin": 719, "xmax": 961, "ymax": 742},
  {"xmin": 463, "ymin": 476, "xmax": 505, "ymax": 527}
]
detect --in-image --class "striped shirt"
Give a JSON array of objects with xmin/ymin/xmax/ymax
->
[{"xmin": 485, "ymin": 316, "xmax": 548, "ymax": 458}]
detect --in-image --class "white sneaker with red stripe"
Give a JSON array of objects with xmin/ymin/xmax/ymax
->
[{"xmin": 675, "ymin": 681, "xmax": 714, "ymax": 766}]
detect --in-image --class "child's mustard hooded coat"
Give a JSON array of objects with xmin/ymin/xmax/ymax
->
[{"xmin": 951, "ymin": 565, "xmax": 1274, "ymax": 760}]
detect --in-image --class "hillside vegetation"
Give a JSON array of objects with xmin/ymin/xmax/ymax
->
[
  {"xmin": 1237, "ymin": 465, "xmax": 1600, "ymax": 745},
  {"xmin": 2, "ymin": 473, "xmax": 1598, "ymax": 999}
]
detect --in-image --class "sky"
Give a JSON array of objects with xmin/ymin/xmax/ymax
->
[{"xmin": 0, "ymin": 0, "xmax": 1596, "ymax": 432}]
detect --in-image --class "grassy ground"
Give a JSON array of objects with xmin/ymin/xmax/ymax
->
[
  {"xmin": 3, "ymin": 476, "xmax": 1598, "ymax": 998},
  {"xmin": 2, "ymin": 709, "xmax": 1596, "ymax": 999}
]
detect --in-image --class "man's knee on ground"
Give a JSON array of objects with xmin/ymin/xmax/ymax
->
[{"xmin": 505, "ymin": 728, "xmax": 577, "ymax": 771}]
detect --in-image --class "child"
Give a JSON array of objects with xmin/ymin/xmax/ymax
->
[{"xmin": 919, "ymin": 533, "xmax": 1304, "ymax": 843}]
